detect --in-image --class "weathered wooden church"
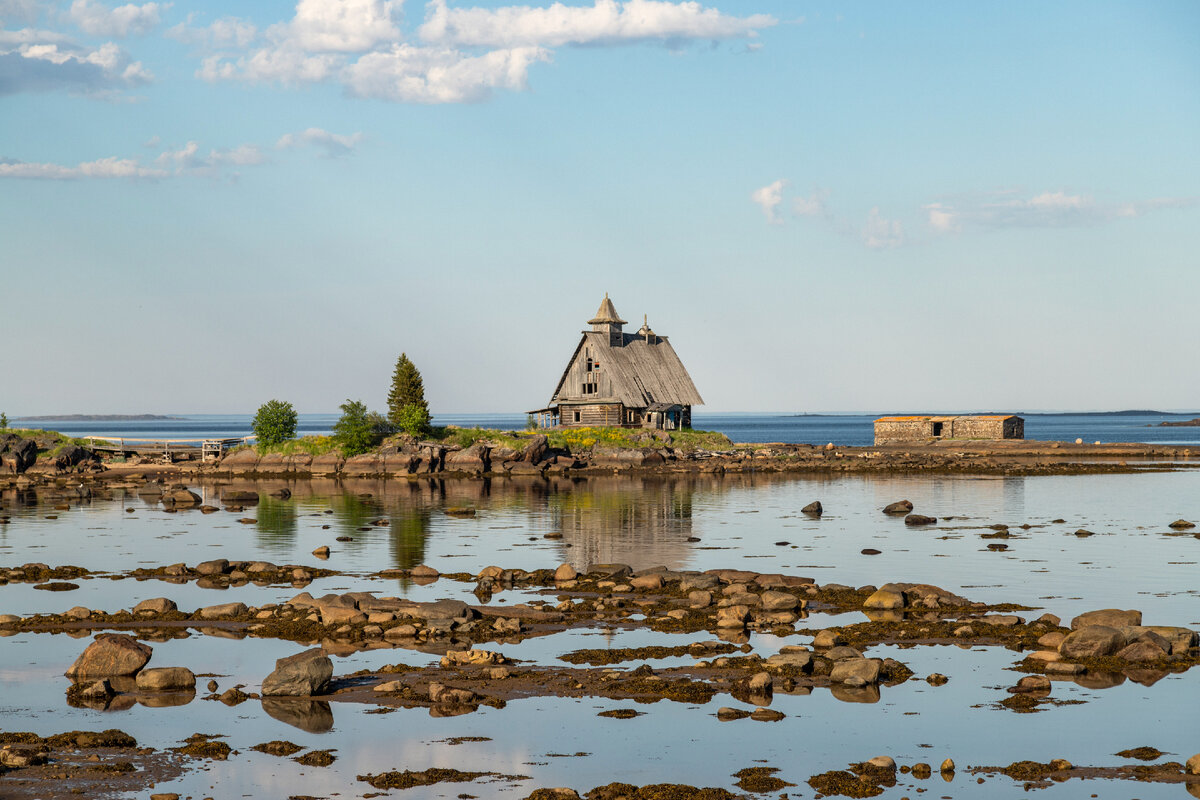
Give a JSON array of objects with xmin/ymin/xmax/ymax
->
[{"xmin": 529, "ymin": 295, "xmax": 703, "ymax": 430}]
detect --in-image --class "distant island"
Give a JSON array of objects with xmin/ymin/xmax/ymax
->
[
  {"xmin": 1159, "ymin": 418, "xmax": 1200, "ymax": 427},
  {"xmin": 13, "ymin": 414, "xmax": 184, "ymax": 422}
]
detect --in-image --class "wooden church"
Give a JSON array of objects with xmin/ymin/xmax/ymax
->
[{"xmin": 529, "ymin": 295, "xmax": 703, "ymax": 430}]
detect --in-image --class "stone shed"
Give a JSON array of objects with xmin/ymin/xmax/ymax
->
[{"xmin": 874, "ymin": 415, "xmax": 1024, "ymax": 445}]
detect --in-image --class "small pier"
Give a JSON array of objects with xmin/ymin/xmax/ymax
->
[{"xmin": 81, "ymin": 435, "xmax": 256, "ymax": 463}]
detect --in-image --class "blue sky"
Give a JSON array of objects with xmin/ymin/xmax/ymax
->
[{"xmin": 2, "ymin": 0, "xmax": 1197, "ymax": 415}]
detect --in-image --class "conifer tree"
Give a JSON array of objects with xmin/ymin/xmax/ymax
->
[{"xmin": 387, "ymin": 353, "xmax": 429, "ymax": 428}]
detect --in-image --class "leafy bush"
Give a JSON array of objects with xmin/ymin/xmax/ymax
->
[
  {"xmin": 397, "ymin": 403, "xmax": 432, "ymax": 438},
  {"xmin": 252, "ymin": 400, "xmax": 297, "ymax": 448},
  {"xmin": 332, "ymin": 399, "xmax": 376, "ymax": 456},
  {"xmin": 0, "ymin": 412, "xmax": 7, "ymax": 429}
]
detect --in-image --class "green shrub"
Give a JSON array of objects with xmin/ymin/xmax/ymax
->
[
  {"xmin": 0, "ymin": 412, "xmax": 7, "ymax": 429},
  {"xmin": 397, "ymin": 403, "xmax": 432, "ymax": 438},
  {"xmin": 252, "ymin": 400, "xmax": 297, "ymax": 448},
  {"xmin": 332, "ymin": 399, "xmax": 376, "ymax": 456}
]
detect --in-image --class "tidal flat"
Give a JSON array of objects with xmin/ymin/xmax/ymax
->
[{"xmin": 1, "ymin": 471, "xmax": 1199, "ymax": 798}]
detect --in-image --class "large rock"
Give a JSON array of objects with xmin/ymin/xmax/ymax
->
[
  {"xmin": 261, "ymin": 649, "xmax": 333, "ymax": 696},
  {"xmin": 1070, "ymin": 609, "xmax": 1142, "ymax": 630},
  {"xmin": 136, "ymin": 667, "xmax": 196, "ymax": 691},
  {"xmin": 196, "ymin": 602, "xmax": 248, "ymax": 619},
  {"xmin": 554, "ymin": 563, "xmax": 579, "ymax": 582},
  {"xmin": 830, "ymin": 658, "xmax": 881, "ymax": 684},
  {"xmin": 864, "ymin": 588, "xmax": 905, "ymax": 610},
  {"xmin": 519, "ymin": 434, "xmax": 548, "ymax": 463},
  {"xmin": 133, "ymin": 597, "xmax": 177, "ymax": 615},
  {"xmin": 1059, "ymin": 626, "xmax": 1125, "ymax": 659},
  {"xmin": 445, "ymin": 444, "xmax": 490, "ymax": 474},
  {"xmin": 0, "ymin": 436, "xmax": 38, "ymax": 474},
  {"xmin": 219, "ymin": 490, "xmax": 260, "ymax": 504},
  {"xmin": 760, "ymin": 591, "xmax": 799, "ymax": 611},
  {"xmin": 591, "ymin": 447, "xmax": 666, "ymax": 468},
  {"xmin": 66, "ymin": 634, "xmax": 152, "ymax": 678},
  {"xmin": 54, "ymin": 444, "xmax": 94, "ymax": 468},
  {"xmin": 162, "ymin": 488, "xmax": 201, "ymax": 506},
  {"xmin": 883, "ymin": 500, "xmax": 913, "ymax": 515}
]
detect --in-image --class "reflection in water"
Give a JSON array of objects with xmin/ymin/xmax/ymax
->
[
  {"xmin": 548, "ymin": 477, "xmax": 698, "ymax": 570},
  {"xmin": 389, "ymin": 509, "xmax": 430, "ymax": 570},
  {"xmin": 261, "ymin": 697, "xmax": 334, "ymax": 733},
  {"xmin": 255, "ymin": 496, "xmax": 298, "ymax": 553}
]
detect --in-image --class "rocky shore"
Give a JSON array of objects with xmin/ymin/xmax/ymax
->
[{"xmin": 4, "ymin": 428, "xmax": 1198, "ymax": 488}]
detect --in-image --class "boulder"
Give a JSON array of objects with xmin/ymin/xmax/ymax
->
[
  {"xmin": 813, "ymin": 630, "xmax": 846, "ymax": 648},
  {"xmin": 410, "ymin": 565, "xmax": 439, "ymax": 579},
  {"xmin": 136, "ymin": 667, "xmax": 196, "ymax": 691},
  {"xmin": 261, "ymin": 649, "xmax": 333, "ymax": 696},
  {"xmin": 0, "ymin": 437, "xmax": 38, "ymax": 474},
  {"xmin": 445, "ymin": 444, "xmax": 490, "ymax": 474},
  {"xmin": 801, "ymin": 501, "xmax": 822, "ymax": 515},
  {"xmin": 864, "ymin": 588, "xmax": 905, "ymax": 610},
  {"xmin": 1070, "ymin": 609, "xmax": 1142, "ymax": 630},
  {"xmin": 519, "ymin": 434, "xmax": 548, "ymax": 463},
  {"xmin": 133, "ymin": 597, "xmax": 177, "ymax": 615},
  {"xmin": 883, "ymin": 500, "xmax": 913, "ymax": 515},
  {"xmin": 1187, "ymin": 754, "xmax": 1200, "ymax": 775},
  {"xmin": 54, "ymin": 445, "xmax": 94, "ymax": 468},
  {"xmin": 830, "ymin": 658, "xmax": 881, "ymax": 684},
  {"xmin": 765, "ymin": 652, "xmax": 812, "ymax": 672},
  {"xmin": 630, "ymin": 574, "xmax": 663, "ymax": 591},
  {"xmin": 760, "ymin": 591, "xmax": 799, "ymax": 611},
  {"xmin": 66, "ymin": 634, "xmax": 152, "ymax": 678},
  {"xmin": 716, "ymin": 605, "xmax": 750, "ymax": 628},
  {"xmin": 1168, "ymin": 519, "xmax": 1195, "ymax": 530},
  {"xmin": 1143, "ymin": 626, "xmax": 1197, "ymax": 654},
  {"xmin": 194, "ymin": 559, "xmax": 229, "ymax": 576},
  {"xmin": 1059, "ymin": 626, "xmax": 1125, "ymax": 659},
  {"xmin": 904, "ymin": 514, "xmax": 937, "ymax": 526},
  {"xmin": 1115, "ymin": 639, "xmax": 1169, "ymax": 662},
  {"xmin": 196, "ymin": 602, "xmax": 248, "ymax": 619}
]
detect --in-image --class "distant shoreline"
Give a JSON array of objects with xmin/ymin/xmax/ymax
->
[{"xmin": 13, "ymin": 414, "xmax": 185, "ymax": 422}]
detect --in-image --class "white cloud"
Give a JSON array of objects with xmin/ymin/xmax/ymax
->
[
  {"xmin": 924, "ymin": 190, "xmax": 1198, "ymax": 232},
  {"xmin": 0, "ymin": 155, "xmax": 166, "ymax": 179},
  {"xmin": 282, "ymin": 0, "xmax": 402, "ymax": 52},
  {"xmin": 418, "ymin": 0, "xmax": 776, "ymax": 48},
  {"xmin": 750, "ymin": 178, "xmax": 786, "ymax": 223},
  {"xmin": 167, "ymin": 15, "xmax": 257, "ymax": 48},
  {"xmin": 862, "ymin": 206, "xmax": 903, "ymax": 249},
  {"xmin": 68, "ymin": 0, "xmax": 167, "ymax": 38},
  {"xmin": 343, "ymin": 43, "xmax": 547, "ymax": 102},
  {"xmin": 792, "ymin": 189, "xmax": 826, "ymax": 217},
  {"xmin": 276, "ymin": 126, "xmax": 364, "ymax": 156},
  {"xmin": 0, "ymin": 35, "xmax": 152, "ymax": 95},
  {"xmin": 155, "ymin": 140, "xmax": 265, "ymax": 174},
  {"xmin": 192, "ymin": 0, "xmax": 770, "ymax": 104}
]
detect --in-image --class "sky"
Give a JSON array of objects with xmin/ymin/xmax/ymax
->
[{"xmin": 2, "ymin": 0, "xmax": 1198, "ymax": 416}]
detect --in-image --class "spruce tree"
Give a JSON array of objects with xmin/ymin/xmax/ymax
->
[{"xmin": 387, "ymin": 353, "xmax": 429, "ymax": 428}]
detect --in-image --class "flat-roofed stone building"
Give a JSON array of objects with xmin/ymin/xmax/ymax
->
[
  {"xmin": 529, "ymin": 295, "xmax": 703, "ymax": 430},
  {"xmin": 874, "ymin": 415, "xmax": 1024, "ymax": 445}
]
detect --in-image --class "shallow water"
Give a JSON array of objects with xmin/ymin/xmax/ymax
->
[{"xmin": 1, "ymin": 471, "xmax": 1199, "ymax": 798}]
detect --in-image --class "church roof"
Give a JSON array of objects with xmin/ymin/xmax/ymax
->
[
  {"xmin": 588, "ymin": 293, "xmax": 627, "ymax": 325},
  {"xmin": 550, "ymin": 330, "xmax": 704, "ymax": 408}
]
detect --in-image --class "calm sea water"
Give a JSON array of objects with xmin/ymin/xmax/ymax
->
[
  {"xmin": 16, "ymin": 411, "xmax": 1200, "ymax": 445},
  {"xmin": 1, "ymin": 471, "xmax": 1198, "ymax": 798}
]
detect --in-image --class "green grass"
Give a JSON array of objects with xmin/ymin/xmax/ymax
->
[
  {"xmin": 425, "ymin": 425, "xmax": 731, "ymax": 454},
  {"xmin": 2, "ymin": 428, "xmax": 94, "ymax": 455},
  {"xmin": 246, "ymin": 435, "xmax": 340, "ymax": 456}
]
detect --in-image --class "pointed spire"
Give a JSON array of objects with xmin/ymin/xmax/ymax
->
[{"xmin": 588, "ymin": 293, "xmax": 627, "ymax": 325}]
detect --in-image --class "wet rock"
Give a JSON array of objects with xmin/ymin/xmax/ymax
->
[
  {"xmin": 813, "ymin": 630, "xmax": 846, "ymax": 648},
  {"xmin": 162, "ymin": 488, "xmax": 201, "ymax": 506},
  {"xmin": 441, "ymin": 649, "xmax": 507, "ymax": 667},
  {"xmin": 802, "ymin": 501, "xmax": 823, "ymax": 515},
  {"xmin": 65, "ymin": 606, "xmax": 91, "ymax": 619},
  {"xmin": 312, "ymin": 546, "xmax": 330, "ymax": 558},
  {"xmin": 410, "ymin": 564, "xmax": 439, "ymax": 579},
  {"xmin": 195, "ymin": 559, "xmax": 229, "ymax": 576},
  {"xmin": 1045, "ymin": 662, "xmax": 1086, "ymax": 675},
  {"xmin": 883, "ymin": 500, "xmax": 913, "ymax": 515},
  {"xmin": 688, "ymin": 590, "xmax": 713, "ymax": 608},
  {"xmin": 748, "ymin": 672, "xmax": 773, "ymax": 694},
  {"xmin": 1070, "ymin": 608, "xmax": 1142, "ymax": 630},
  {"xmin": 1187, "ymin": 754, "xmax": 1200, "ymax": 775},
  {"xmin": 867, "ymin": 756, "xmax": 896, "ymax": 771},
  {"xmin": 826, "ymin": 646, "xmax": 863, "ymax": 661},
  {"xmin": 320, "ymin": 606, "xmax": 366, "ymax": 625},
  {"xmin": 553, "ymin": 563, "xmax": 578, "ymax": 582},
  {"xmin": 716, "ymin": 605, "xmax": 750, "ymax": 628},
  {"xmin": 261, "ymin": 648, "xmax": 332, "ymax": 696},
  {"xmin": 750, "ymin": 708, "xmax": 785, "ymax": 721},
  {"xmin": 1059, "ymin": 626, "xmax": 1125, "ymax": 659},
  {"xmin": 680, "ymin": 573, "xmax": 720, "ymax": 592},
  {"xmin": 197, "ymin": 602, "xmax": 247, "ymax": 619},
  {"xmin": 830, "ymin": 658, "xmax": 881, "ymax": 684},
  {"xmin": 1143, "ymin": 625, "xmax": 1198, "ymax": 654},
  {"xmin": 1038, "ymin": 631, "xmax": 1067, "ymax": 650},
  {"xmin": 1169, "ymin": 519, "xmax": 1196, "ymax": 529},
  {"xmin": 136, "ymin": 667, "xmax": 196, "ymax": 691},
  {"xmin": 66, "ymin": 634, "xmax": 153, "ymax": 678},
  {"xmin": 1115, "ymin": 639, "xmax": 1168, "ymax": 662},
  {"xmin": 864, "ymin": 588, "xmax": 905, "ymax": 610},
  {"xmin": 760, "ymin": 590, "xmax": 799, "ymax": 611},
  {"xmin": 630, "ymin": 574, "xmax": 663, "ymax": 590},
  {"xmin": 941, "ymin": 759, "xmax": 955, "ymax": 773},
  {"xmin": 1013, "ymin": 675, "xmax": 1051, "ymax": 693},
  {"xmin": 904, "ymin": 513, "xmax": 937, "ymax": 526},
  {"xmin": 133, "ymin": 597, "xmax": 177, "ymax": 615},
  {"xmin": 717, "ymin": 707, "xmax": 751, "ymax": 721}
]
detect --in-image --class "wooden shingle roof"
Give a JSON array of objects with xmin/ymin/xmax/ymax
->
[{"xmin": 551, "ymin": 331, "xmax": 703, "ymax": 408}]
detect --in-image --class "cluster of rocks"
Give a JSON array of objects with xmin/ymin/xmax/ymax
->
[
  {"xmin": 129, "ymin": 558, "xmax": 328, "ymax": 588},
  {"xmin": 0, "ymin": 434, "xmax": 98, "ymax": 477},
  {"xmin": 1024, "ymin": 608, "xmax": 1198, "ymax": 677},
  {"xmin": 63, "ymin": 633, "xmax": 196, "ymax": 709}
]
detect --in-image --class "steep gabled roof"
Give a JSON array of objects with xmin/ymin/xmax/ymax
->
[
  {"xmin": 588, "ymin": 294, "xmax": 627, "ymax": 325},
  {"xmin": 551, "ymin": 331, "xmax": 703, "ymax": 407}
]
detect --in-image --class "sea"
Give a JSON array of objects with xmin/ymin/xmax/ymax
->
[{"xmin": 15, "ymin": 410, "xmax": 1200, "ymax": 446}]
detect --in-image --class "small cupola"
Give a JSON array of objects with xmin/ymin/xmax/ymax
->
[
  {"xmin": 637, "ymin": 314, "xmax": 657, "ymax": 345},
  {"xmin": 589, "ymin": 293, "xmax": 627, "ymax": 345}
]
